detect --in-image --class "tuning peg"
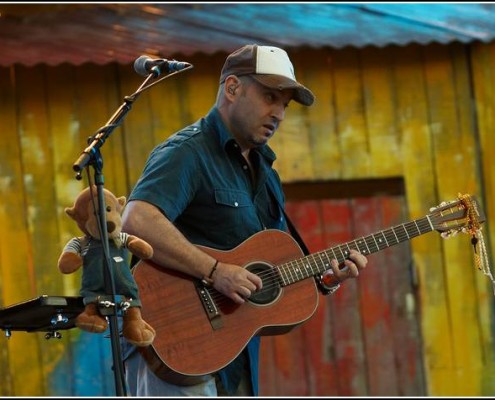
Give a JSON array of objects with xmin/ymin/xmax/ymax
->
[
  {"xmin": 430, "ymin": 201, "xmax": 449, "ymax": 212},
  {"xmin": 441, "ymin": 229, "xmax": 460, "ymax": 239}
]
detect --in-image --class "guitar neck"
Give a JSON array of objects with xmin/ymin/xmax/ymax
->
[{"xmin": 277, "ymin": 215, "xmax": 434, "ymax": 286}]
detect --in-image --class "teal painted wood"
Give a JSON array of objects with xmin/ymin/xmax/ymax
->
[{"xmin": 50, "ymin": 332, "xmax": 114, "ymax": 396}]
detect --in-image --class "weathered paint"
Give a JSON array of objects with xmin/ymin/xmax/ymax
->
[{"xmin": 0, "ymin": 41, "xmax": 493, "ymax": 395}]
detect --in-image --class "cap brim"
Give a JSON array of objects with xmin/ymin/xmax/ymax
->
[{"xmin": 250, "ymin": 74, "xmax": 315, "ymax": 106}]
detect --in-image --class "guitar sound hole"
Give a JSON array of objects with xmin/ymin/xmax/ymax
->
[{"xmin": 245, "ymin": 262, "xmax": 281, "ymax": 305}]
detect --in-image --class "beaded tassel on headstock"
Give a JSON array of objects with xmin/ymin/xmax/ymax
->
[
  {"xmin": 458, "ymin": 194, "xmax": 494, "ymax": 295},
  {"xmin": 437, "ymin": 193, "xmax": 494, "ymax": 295}
]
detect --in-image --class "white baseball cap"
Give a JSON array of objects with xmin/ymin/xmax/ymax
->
[{"xmin": 220, "ymin": 44, "xmax": 315, "ymax": 106}]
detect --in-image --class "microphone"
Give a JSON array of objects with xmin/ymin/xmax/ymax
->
[{"xmin": 133, "ymin": 55, "xmax": 191, "ymax": 77}]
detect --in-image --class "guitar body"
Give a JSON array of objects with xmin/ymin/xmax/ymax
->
[{"xmin": 133, "ymin": 229, "xmax": 319, "ymax": 381}]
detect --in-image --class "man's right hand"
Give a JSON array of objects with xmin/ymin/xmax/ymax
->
[{"xmin": 212, "ymin": 262, "xmax": 263, "ymax": 304}]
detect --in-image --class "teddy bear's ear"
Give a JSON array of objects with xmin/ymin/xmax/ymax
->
[
  {"xmin": 65, "ymin": 206, "xmax": 76, "ymax": 219},
  {"xmin": 118, "ymin": 196, "xmax": 126, "ymax": 207}
]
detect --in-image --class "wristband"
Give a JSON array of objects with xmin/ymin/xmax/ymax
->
[{"xmin": 201, "ymin": 259, "xmax": 219, "ymax": 287}]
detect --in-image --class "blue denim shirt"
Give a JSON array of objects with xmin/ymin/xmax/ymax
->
[{"xmin": 128, "ymin": 107, "xmax": 287, "ymax": 395}]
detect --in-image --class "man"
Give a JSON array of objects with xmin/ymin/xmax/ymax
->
[{"xmin": 121, "ymin": 44, "xmax": 368, "ymax": 396}]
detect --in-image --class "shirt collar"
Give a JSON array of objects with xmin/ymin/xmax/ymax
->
[{"xmin": 205, "ymin": 107, "xmax": 277, "ymax": 165}]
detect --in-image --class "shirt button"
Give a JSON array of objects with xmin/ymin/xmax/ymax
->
[
  {"xmin": 243, "ymin": 165, "xmax": 248, "ymax": 170},
  {"xmin": 234, "ymin": 202, "xmax": 239, "ymax": 207}
]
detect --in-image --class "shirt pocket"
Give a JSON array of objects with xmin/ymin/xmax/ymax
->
[
  {"xmin": 212, "ymin": 189, "xmax": 254, "ymax": 247},
  {"xmin": 214, "ymin": 189, "xmax": 252, "ymax": 209}
]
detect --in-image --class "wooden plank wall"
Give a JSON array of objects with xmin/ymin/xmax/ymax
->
[{"xmin": 0, "ymin": 41, "xmax": 493, "ymax": 395}]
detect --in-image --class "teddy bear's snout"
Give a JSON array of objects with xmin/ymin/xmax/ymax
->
[{"xmin": 106, "ymin": 221, "xmax": 116, "ymax": 233}]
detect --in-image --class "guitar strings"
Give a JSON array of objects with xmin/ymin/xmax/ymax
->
[
  {"xmin": 200, "ymin": 213, "xmax": 437, "ymax": 307},
  {"xmin": 203, "ymin": 220, "xmax": 432, "ymax": 306},
  {"xmin": 156, "ymin": 214, "xmax": 445, "ymax": 317}
]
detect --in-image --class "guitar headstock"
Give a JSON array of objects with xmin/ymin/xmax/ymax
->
[{"xmin": 428, "ymin": 194, "xmax": 485, "ymax": 236}]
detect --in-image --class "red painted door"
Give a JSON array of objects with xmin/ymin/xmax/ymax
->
[{"xmin": 259, "ymin": 195, "xmax": 426, "ymax": 396}]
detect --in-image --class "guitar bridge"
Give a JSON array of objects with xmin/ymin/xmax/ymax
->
[{"xmin": 195, "ymin": 282, "xmax": 223, "ymax": 330}]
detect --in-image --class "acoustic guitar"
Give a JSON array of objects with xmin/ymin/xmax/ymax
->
[{"xmin": 132, "ymin": 194, "xmax": 484, "ymax": 385}]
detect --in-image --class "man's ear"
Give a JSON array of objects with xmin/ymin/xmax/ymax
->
[{"xmin": 224, "ymin": 75, "xmax": 240, "ymax": 97}]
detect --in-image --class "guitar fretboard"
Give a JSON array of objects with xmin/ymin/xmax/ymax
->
[{"xmin": 277, "ymin": 215, "xmax": 434, "ymax": 286}]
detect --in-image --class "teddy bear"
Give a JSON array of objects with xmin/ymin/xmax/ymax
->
[{"xmin": 57, "ymin": 185, "xmax": 156, "ymax": 347}]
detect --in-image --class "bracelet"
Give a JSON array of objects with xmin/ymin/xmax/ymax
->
[
  {"xmin": 201, "ymin": 259, "xmax": 219, "ymax": 287},
  {"xmin": 325, "ymin": 282, "xmax": 341, "ymax": 295}
]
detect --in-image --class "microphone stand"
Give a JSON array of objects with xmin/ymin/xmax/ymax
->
[{"xmin": 72, "ymin": 62, "xmax": 193, "ymax": 396}]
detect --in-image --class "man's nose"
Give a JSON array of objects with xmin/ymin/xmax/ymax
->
[{"xmin": 272, "ymin": 104, "xmax": 286, "ymax": 122}]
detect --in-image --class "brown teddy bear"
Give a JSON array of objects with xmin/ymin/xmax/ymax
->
[{"xmin": 57, "ymin": 185, "xmax": 156, "ymax": 347}]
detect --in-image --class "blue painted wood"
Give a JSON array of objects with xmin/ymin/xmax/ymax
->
[{"xmin": 50, "ymin": 331, "xmax": 114, "ymax": 396}]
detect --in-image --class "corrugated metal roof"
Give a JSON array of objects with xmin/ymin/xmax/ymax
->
[{"xmin": 1, "ymin": 2, "xmax": 495, "ymax": 67}]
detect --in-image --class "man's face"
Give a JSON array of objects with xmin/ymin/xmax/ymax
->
[{"xmin": 229, "ymin": 75, "xmax": 294, "ymax": 151}]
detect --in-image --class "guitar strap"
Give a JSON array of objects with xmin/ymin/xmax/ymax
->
[
  {"xmin": 279, "ymin": 206, "xmax": 310, "ymax": 256},
  {"xmin": 265, "ymin": 175, "xmax": 310, "ymax": 256}
]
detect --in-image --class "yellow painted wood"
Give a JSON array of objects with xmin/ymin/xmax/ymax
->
[
  {"xmin": 43, "ymin": 64, "xmax": 88, "ymax": 389},
  {"xmin": 0, "ymin": 66, "xmax": 21, "ymax": 395},
  {"xmin": 303, "ymin": 50, "xmax": 342, "ymax": 179},
  {"xmin": 181, "ymin": 54, "xmax": 220, "ymax": 123},
  {"xmin": 361, "ymin": 46, "xmax": 403, "ymax": 177},
  {"xmin": 46, "ymin": 64, "xmax": 84, "ymax": 297},
  {"xmin": 392, "ymin": 44, "xmax": 455, "ymax": 394},
  {"xmin": 448, "ymin": 46, "xmax": 493, "ymax": 395},
  {"xmin": 21, "ymin": 63, "xmax": 80, "ymax": 394},
  {"xmin": 115, "ymin": 63, "xmax": 159, "ymax": 190},
  {"xmin": 331, "ymin": 47, "xmax": 371, "ymax": 179},
  {"xmin": 298, "ymin": 47, "xmax": 341, "ymax": 180},
  {"xmin": 422, "ymin": 43, "xmax": 484, "ymax": 395},
  {"xmin": 274, "ymin": 49, "xmax": 314, "ymax": 182},
  {"xmin": 74, "ymin": 63, "xmax": 127, "ymax": 196},
  {"xmin": 146, "ymin": 64, "xmax": 187, "ymax": 144},
  {"xmin": 1, "ymin": 65, "xmax": 47, "ymax": 395},
  {"xmin": 470, "ymin": 42, "xmax": 495, "ymax": 395}
]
